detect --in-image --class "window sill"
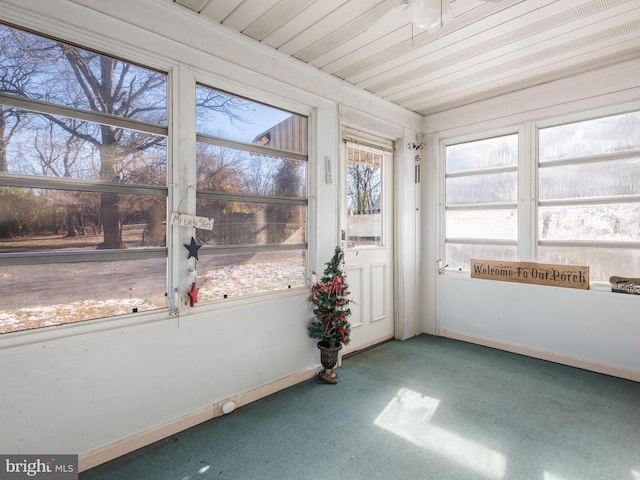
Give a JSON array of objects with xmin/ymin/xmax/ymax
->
[
  {"xmin": 0, "ymin": 285, "xmax": 310, "ymax": 355},
  {"xmin": 0, "ymin": 308, "xmax": 176, "ymax": 356}
]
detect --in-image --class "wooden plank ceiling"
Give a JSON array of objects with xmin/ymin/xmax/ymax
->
[{"xmin": 173, "ymin": 0, "xmax": 640, "ymax": 115}]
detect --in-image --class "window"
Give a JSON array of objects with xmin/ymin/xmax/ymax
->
[
  {"xmin": 444, "ymin": 134, "xmax": 519, "ymax": 271},
  {"xmin": 346, "ymin": 146, "xmax": 383, "ymax": 247},
  {"xmin": 0, "ymin": 23, "xmax": 168, "ymax": 333},
  {"xmin": 194, "ymin": 85, "xmax": 307, "ymax": 301},
  {"xmin": 537, "ymin": 111, "xmax": 640, "ymax": 283},
  {"xmin": 441, "ymin": 110, "xmax": 640, "ymax": 286}
]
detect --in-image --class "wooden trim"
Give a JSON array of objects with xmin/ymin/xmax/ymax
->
[
  {"xmin": 78, "ymin": 365, "xmax": 321, "ymax": 472},
  {"xmin": 440, "ymin": 329, "xmax": 640, "ymax": 383},
  {"xmin": 341, "ymin": 334, "xmax": 395, "ymax": 363}
]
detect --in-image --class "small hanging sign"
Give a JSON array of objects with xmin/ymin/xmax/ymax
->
[{"xmin": 171, "ymin": 213, "xmax": 214, "ymax": 230}]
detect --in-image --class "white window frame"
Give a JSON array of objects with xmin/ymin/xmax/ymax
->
[
  {"xmin": 189, "ymin": 80, "xmax": 312, "ymax": 303},
  {"xmin": 0, "ymin": 20, "xmax": 317, "ymax": 347},
  {"xmin": 439, "ymin": 106, "xmax": 640, "ymax": 289},
  {"xmin": 440, "ymin": 126, "xmax": 525, "ymax": 273},
  {"xmin": 0, "ymin": 22, "xmax": 171, "ymax": 336},
  {"xmin": 533, "ymin": 109, "xmax": 640, "ymax": 287}
]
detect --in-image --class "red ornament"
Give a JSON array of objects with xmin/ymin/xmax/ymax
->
[{"xmin": 188, "ymin": 282, "xmax": 199, "ymax": 307}]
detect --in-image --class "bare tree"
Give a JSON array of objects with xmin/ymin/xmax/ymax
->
[
  {"xmin": 267, "ymin": 159, "xmax": 304, "ymax": 242},
  {"xmin": 1, "ymin": 24, "xmax": 251, "ymax": 248},
  {"xmin": 348, "ymin": 164, "xmax": 381, "ymax": 215},
  {"xmin": 32, "ymin": 121, "xmax": 87, "ymax": 236},
  {"xmin": 0, "ymin": 26, "xmax": 41, "ymax": 172}
]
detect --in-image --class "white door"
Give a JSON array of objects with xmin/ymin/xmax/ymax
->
[{"xmin": 341, "ymin": 137, "xmax": 395, "ymax": 351}]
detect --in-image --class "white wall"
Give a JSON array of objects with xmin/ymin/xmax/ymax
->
[
  {"xmin": 0, "ymin": 0, "xmax": 421, "ymax": 468},
  {"xmin": 438, "ymin": 276, "xmax": 640, "ymax": 380},
  {"xmin": 422, "ymin": 59, "xmax": 640, "ymax": 381}
]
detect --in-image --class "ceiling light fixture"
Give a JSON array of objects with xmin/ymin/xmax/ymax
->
[{"xmin": 408, "ymin": 0, "xmax": 454, "ymax": 33}]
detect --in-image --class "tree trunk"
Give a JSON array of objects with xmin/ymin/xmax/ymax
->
[
  {"xmin": 146, "ymin": 201, "xmax": 165, "ymax": 246},
  {"xmin": 0, "ymin": 110, "xmax": 9, "ymax": 173},
  {"xmin": 97, "ymin": 125, "xmax": 125, "ymax": 249},
  {"xmin": 97, "ymin": 192, "xmax": 122, "ymax": 249},
  {"xmin": 65, "ymin": 209, "xmax": 78, "ymax": 238},
  {"xmin": 0, "ymin": 137, "xmax": 7, "ymax": 173}
]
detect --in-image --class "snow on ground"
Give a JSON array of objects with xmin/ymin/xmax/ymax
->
[{"xmin": 0, "ymin": 260, "xmax": 306, "ymax": 334}]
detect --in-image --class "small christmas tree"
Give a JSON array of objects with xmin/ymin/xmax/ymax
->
[{"xmin": 308, "ymin": 246, "xmax": 352, "ymax": 348}]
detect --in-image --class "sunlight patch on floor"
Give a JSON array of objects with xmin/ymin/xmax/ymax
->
[
  {"xmin": 374, "ymin": 388, "xmax": 506, "ymax": 479},
  {"xmin": 631, "ymin": 470, "xmax": 640, "ymax": 479},
  {"xmin": 544, "ymin": 472, "xmax": 569, "ymax": 480},
  {"xmin": 179, "ymin": 463, "xmax": 211, "ymax": 480}
]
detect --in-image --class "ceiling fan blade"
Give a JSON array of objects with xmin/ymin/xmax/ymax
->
[{"xmin": 370, "ymin": 1, "xmax": 410, "ymax": 31}]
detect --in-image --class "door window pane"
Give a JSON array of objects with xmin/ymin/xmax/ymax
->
[{"xmin": 347, "ymin": 147, "xmax": 383, "ymax": 247}]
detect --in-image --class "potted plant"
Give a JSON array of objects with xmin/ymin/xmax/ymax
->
[{"xmin": 308, "ymin": 246, "xmax": 352, "ymax": 384}]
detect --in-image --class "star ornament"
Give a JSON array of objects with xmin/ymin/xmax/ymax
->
[
  {"xmin": 188, "ymin": 281, "xmax": 199, "ymax": 307},
  {"xmin": 184, "ymin": 237, "xmax": 202, "ymax": 260}
]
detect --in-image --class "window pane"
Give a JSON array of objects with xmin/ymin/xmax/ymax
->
[
  {"xmin": 445, "ymin": 243, "xmax": 518, "ymax": 271},
  {"xmin": 0, "ymin": 258, "xmax": 166, "ymax": 334},
  {"xmin": 196, "ymin": 85, "xmax": 307, "ymax": 155},
  {"xmin": 0, "ymin": 24, "xmax": 167, "ymax": 125},
  {"xmin": 196, "ymin": 143, "xmax": 306, "ymax": 197},
  {"xmin": 539, "ymin": 204, "xmax": 640, "ymax": 241},
  {"xmin": 0, "ymin": 188, "xmax": 166, "ymax": 251},
  {"xmin": 446, "ymin": 172, "xmax": 517, "ymax": 205},
  {"xmin": 538, "ymin": 246, "xmax": 639, "ymax": 284},
  {"xmin": 347, "ymin": 147, "xmax": 383, "ymax": 247},
  {"xmin": 196, "ymin": 249, "xmax": 307, "ymax": 301},
  {"xmin": 195, "ymin": 86, "xmax": 307, "ymax": 299},
  {"xmin": 196, "ymin": 200, "xmax": 305, "ymax": 245},
  {"xmin": 446, "ymin": 134, "xmax": 517, "ymax": 173},
  {"xmin": 445, "ymin": 134, "xmax": 519, "ymax": 271},
  {"xmin": 447, "ymin": 209, "xmax": 517, "ymax": 240},
  {"xmin": 539, "ymin": 111, "xmax": 640, "ymax": 162},
  {"xmin": 4, "ymin": 111, "xmax": 167, "ymax": 184},
  {"xmin": 539, "ymin": 157, "xmax": 640, "ymax": 200}
]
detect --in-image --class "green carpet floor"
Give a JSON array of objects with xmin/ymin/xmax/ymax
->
[{"xmin": 80, "ymin": 335, "xmax": 640, "ymax": 480}]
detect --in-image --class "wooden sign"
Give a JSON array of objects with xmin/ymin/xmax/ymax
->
[
  {"xmin": 170, "ymin": 213, "xmax": 214, "ymax": 230},
  {"xmin": 471, "ymin": 260, "xmax": 589, "ymax": 290}
]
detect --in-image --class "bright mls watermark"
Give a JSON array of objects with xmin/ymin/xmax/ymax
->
[{"xmin": 0, "ymin": 455, "xmax": 77, "ymax": 479}]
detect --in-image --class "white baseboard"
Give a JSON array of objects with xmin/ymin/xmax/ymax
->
[
  {"xmin": 78, "ymin": 365, "xmax": 321, "ymax": 472},
  {"xmin": 440, "ymin": 329, "xmax": 640, "ymax": 383}
]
